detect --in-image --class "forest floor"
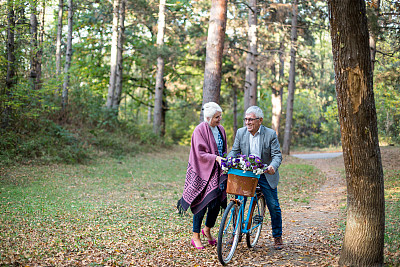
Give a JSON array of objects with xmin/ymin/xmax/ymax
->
[{"xmin": 1, "ymin": 146, "xmax": 399, "ymax": 266}]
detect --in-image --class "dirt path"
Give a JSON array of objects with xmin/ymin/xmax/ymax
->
[{"xmin": 224, "ymin": 155, "xmax": 347, "ymax": 266}]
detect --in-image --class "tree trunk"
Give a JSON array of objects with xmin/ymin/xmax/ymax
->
[
  {"xmin": 161, "ymin": 87, "xmax": 167, "ymax": 136},
  {"xmin": 61, "ymin": 0, "xmax": 73, "ymax": 114},
  {"xmin": 271, "ymin": 38, "xmax": 285, "ymax": 136},
  {"xmin": 282, "ymin": 0, "xmax": 298, "ymax": 155},
  {"xmin": 55, "ymin": 0, "xmax": 63, "ymax": 80},
  {"xmin": 112, "ymin": 0, "xmax": 126, "ymax": 112},
  {"xmin": 244, "ymin": 0, "xmax": 258, "ymax": 112},
  {"xmin": 106, "ymin": 0, "xmax": 120, "ymax": 110},
  {"xmin": 36, "ymin": 0, "xmax": 45, "ymax": 91},
  {"xmin": 2, "ymin": 0, "xmax": 16, "ymax": 129},
  {"xmin": 369, "ymin": 0, "xmax": 380, "ymax": 72},
  {"xmin": 147, "ymin": 94, "xmax": 152, "ymax": 124},
  {"xmin": 200, "ymin": 0, "xmax": 227, "ymax": 121},
  {"xmin": 30, "ymin": 4, "xmax": 38, "ymax": 91},
  {"xmin": 153, "ymin": 0, "xmax": 166, "ymax": 135},
  {"xmin": 327, "ymin": 0, "xmax": 385, "ymax": 266}
]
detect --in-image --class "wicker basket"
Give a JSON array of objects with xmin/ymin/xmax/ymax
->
[{"xmin": 226, "ymin": 169, "xmax": 260, "ymax": 197}]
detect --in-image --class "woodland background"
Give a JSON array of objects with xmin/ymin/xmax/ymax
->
[
  {"xmin": 1, "ymin": 1, "xmax": 400, "ymax": 266},
  {"xmin": 1, "ymin": 0, "xmax": 399, "ymax": 166}
]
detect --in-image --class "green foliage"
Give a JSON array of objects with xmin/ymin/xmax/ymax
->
[
  {"xmin": 374, "ymin": 50, "xmax": 400, "ymax": 144},
  {"xmin": 0, "ymin": 119, "xmax": 88, "ymax": 166},
  {"xmin": 288, "ymin": 90, "xmax": 341, "ymax": 148},
  {"xmin": 1, "ymin": 0, "xmax": 399, "ymax": 168}
]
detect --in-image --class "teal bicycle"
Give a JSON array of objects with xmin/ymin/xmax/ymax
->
[{"xmin": 217, "ymin": 169, "xmax": 266, "ymax": 265}]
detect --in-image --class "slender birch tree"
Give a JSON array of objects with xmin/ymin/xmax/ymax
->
[
  {"xmin": 153, "ymin": 0, "xmax": 166, "ymax": 135},
  {"xmin": 55, "ymin": 0, "xmax": 63, "ymax": 97},
  {"xmin": 61, "ymin": 0, "xmax": 73, "ymax": 113},
  {"xmin": 112, "ymin": 0, "xmax": 126, "ymax": 111},
  {"xmin": 200, "ymin": 0, "xmax": 228, "ymax": 121},
  {"xmin": 36, "ymin": 0, "xmax": 45, "ymax": 91},
  {"xmin": 55, "ymin": 0, "xmax": 63, "ymax": 76},
  {"xmin": 244, "ymin": 0, "xmax": 258, "ymax": 112},
  {"xmin": 328, "ymin": 0, "xmax": 385, "ymax": 265},
  {"xmin": 106, "ymin": 0, "xmax": 120, "ymax": 110},
  {"xmin": 271, "ymin": 38, "xmax": 285, "ymax": 136},
  {"xmin": 30, "ymin": 2, "xmax": 39, "ymax": 90},
  {"xmin": 282, "ymin": 0, "xmax": 298, "ymax": 155}
]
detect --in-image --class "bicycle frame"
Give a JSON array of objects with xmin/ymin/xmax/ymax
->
[{"xmin": 230, "ymin": 193, "xmax": 262, "ymax": 235}]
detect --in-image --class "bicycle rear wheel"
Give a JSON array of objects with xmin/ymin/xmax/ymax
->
[
  {"xmin": 246, "ymin": 194, "xmax": 266, "ymax": 248},
  {"xmin": 217, "ymin": 200, "xmax": 242, "ymax": 265}
]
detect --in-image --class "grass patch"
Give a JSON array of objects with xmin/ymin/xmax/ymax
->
[
  {"xmin": 384, "ymin": 169, "xmax": 400, "ymax": 266},
  {"xmin": 0, "ymin": 146, "xmax": 330, "ymax": 265},
  {"xmin": 279, "ymin": 155, "xmax": 325, "ymax": 205}
]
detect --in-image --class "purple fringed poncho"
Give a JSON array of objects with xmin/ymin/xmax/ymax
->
[{"xmin": 180, "ymin": 122, "xmax": 227, "ymax": 214}]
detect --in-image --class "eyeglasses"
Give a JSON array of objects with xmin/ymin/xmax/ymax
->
[{"xmin": 243, "ymin": 118, "xmax": 260, "ymax": 122}]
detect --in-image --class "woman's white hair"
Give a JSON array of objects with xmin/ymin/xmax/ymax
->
[
  {"xmin": 245, "ymin": 106, "xmax": 264, "ymax": 118},
  {"xmin": 203, "ymin": 102, "xmax": 222, "ymax": 123}
]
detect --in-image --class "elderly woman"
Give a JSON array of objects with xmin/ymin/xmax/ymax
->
[{"xmin": 178, "ymin": 102, "xmax": 227, "ymax": 249}]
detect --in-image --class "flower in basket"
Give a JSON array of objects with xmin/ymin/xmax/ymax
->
[{"xmin": 221, "ymin": 154, "xmax": 266, "ymax": 175}]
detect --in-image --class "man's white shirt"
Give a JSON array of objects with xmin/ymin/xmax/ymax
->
[{"xmin": 249, "ymin": 127, "xmax": 261, "ymax": 158}]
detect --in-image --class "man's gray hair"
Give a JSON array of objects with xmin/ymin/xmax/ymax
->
[
  {"xmin": 245, "ymin": 106, "xmax": 264, "ymax": 119},
  {"xmin": 203, "ymin": 102, "xmax": 222, "ymax": 123}
]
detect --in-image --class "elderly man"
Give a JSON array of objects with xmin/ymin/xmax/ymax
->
[{"xmin": 227, "ymin": 106, "xmax": 283, "ymax": 249}]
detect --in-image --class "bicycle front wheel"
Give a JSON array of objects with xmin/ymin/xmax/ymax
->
[
  {"xmin": 246, "ymin": 194, "xmax": 266, "ymax": 248},
  {"xmin": 217, "ymin": 200, "xmax": 242, "ymax": 265}
]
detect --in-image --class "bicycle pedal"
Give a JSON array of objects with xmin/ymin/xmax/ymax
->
[{"xmin": 253, "ymin": 215, "xmax": 263, "ymax": 224}]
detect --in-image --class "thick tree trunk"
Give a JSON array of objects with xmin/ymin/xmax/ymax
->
[
  {"xmin": 112, "ymin": 0, "xmax": 126, "ymax": 111},
  {"xmin": 56, "ymin": 0, "xmax": 63, "ymax": 77},
  {"xmin": 327, "ymin": 0, "xmax": 385, "ymax": 266},
  {"xmin": 200, "ymin": 0, "xmax": 227, "ymax": 121},
  {"xmin": 106, "ymin": 0, "xmax": 120, "ymax": 109},
  {"xmin": 2, "ymin": 0, "xmax": 16, "ymax": 129},
  {"xmin": 271, "ymin": 38, "xmax": 285, "ymax": 136},
  {"xmin": 244, "ymin": 0, "xmax": 258, "ymax": 112},
  {"xmin": 282, "ymin": 0, "xmax": 298, "ymax": 155},
  {"xmin": 61, "ymin": 0, "xmax": 73, "ymax": 113},
  {"xmin": 153, "ymin": 0, "xmax": 166, "ymax": 135}
]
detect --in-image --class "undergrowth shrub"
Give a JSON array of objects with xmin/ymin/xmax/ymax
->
[{"xmin": 0, "ymin": 119, "xmax": 88, "ymax": 166}]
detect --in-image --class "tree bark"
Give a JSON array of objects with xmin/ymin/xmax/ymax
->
[
  {"xmin": 200, "ymin": 0, "xmax": 227, "ymax": 121},
  {"xmin": 112, "ymin": 0, "xmax": 126, "ymax": 111},
  {"xmin": 327, "ymin": 0, "xmax": 385, "ymax": 266},
  {"xmin": 36, "ymin": 0, "xmax": 45, "ymax": 91},
  {"xmin": 282, "ymin": 0, "xmax": 298, "ymax": 155},
  {"xmin": 153, "ymin": 0, "xmax": 166, "ymax": 135},
  {"xmin": 2, "ymin": 0, "xmax": 16, "ymax": 129},
  {"xmin": 55, "ymin": 0, "xmax": 63, "ymax": 77},
  {"xmin": 271, "ymin": 38, "xmax": 285, "ymax": 136},
  {"xmin": 244, "ymin": 0, "xmax": 258, "ymax": 112},
  {"xmin": 106, "ymin": 0, "xmax": 120, "ymax": 110},
  {"xmin": 369, "ymin": 0, "xmax": 380, "ymax": 72},
  {"xmin": 61, "ymin": 0, "xmax": 73, "ymax": 114},
  {"xmin": 30, "ymin": 4, "xmax": 39, "ymax": 91}
]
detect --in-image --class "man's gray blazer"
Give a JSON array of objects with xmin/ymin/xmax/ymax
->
[{"xmin": 227, "ymin": 125, "xmax": 282, "ymax": 189}]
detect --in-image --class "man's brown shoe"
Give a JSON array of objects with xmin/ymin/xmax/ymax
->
[{"xmin": 274, "ymin": 236, "xmax": 283, "ymax": 250}]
